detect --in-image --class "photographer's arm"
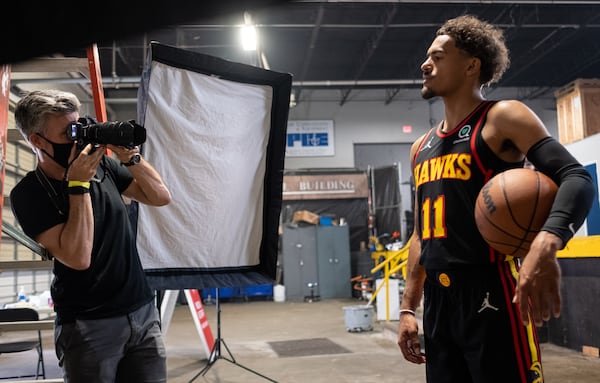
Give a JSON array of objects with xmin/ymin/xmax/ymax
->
[
  {"xmin": 36, "ymin": 143, "xmax": 104, "ymax": 270},
  {"xmin": 36, "ymin": 195, "xmax": 94, "ymax": 270},
  {"xmin": 108, "ymin": 145, "xmax": 171, "ymax": 206}
]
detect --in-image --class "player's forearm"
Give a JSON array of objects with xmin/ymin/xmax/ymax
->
[
  {"xmin": 401, "ymin": 235, "xmax": 425, "ymax": 311},
  {"xmin": 527, "ymin": 136, "xmax": 595, "ymax": 246}
]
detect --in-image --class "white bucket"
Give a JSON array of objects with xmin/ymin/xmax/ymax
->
[
  {"xmin": 273, "ymin": 284, "xmax": 286, "ymax": 302},
  {"xmin": 343, "ymin": 305, "xmax": 374, "ymax": 332}
]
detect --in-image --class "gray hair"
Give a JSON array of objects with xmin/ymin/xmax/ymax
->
[{"xmin": 14, "ymin": 89, "xmax": 81, "ymax": 143}]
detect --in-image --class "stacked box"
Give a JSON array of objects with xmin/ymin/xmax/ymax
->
[
  {"xmin": 292, "ymin": 210, "xmax": 320, "ymax": 225},
  {"xmin": 555, "ymin": 78, "xmax": 600, "ymax": 145}
]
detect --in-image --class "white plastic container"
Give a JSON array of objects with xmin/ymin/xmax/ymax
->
[
  {"xmin": 376, "ymin": 278, "xmax": 400, "ymax": 321},
  {"xmin": 273, "ymin": 284, "xmax": 286, "ymax": 302},
  {"xmin": 343, "ymin": 305, "xmax": 374, "ymax": 332}
]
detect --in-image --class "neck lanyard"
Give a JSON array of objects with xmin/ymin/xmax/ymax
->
[{"xmin": 35, "ymin": 167, "xmax": 66, "ymax": 216}]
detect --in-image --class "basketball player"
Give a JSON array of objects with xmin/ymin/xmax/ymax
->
[{"xmin": 397, "ymin": 15, "xmax": 595, "ymax": 383}]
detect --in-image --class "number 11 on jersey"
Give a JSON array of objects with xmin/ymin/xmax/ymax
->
[{"xmin": 421, "ymin": 195, "xmax": 447, "ymax": 239}]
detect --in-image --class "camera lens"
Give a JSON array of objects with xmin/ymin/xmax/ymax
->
[{"xmin": 65, "ymin": 119, "xmax": 146, "ymax": 147}]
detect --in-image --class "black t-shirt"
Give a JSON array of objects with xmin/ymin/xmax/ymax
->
[{"xmin": 10, "ymin": 156, "xmax": 154, "ymax": 324}]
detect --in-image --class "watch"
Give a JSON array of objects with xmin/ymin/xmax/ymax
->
[{"xmin": 121, "ymin": 153, "xmax": 141, "ymax": 167}]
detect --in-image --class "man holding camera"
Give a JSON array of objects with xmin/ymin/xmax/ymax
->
[{"xmin": 10, "ymin": 89, "xmax": 171, "ymax": 382}]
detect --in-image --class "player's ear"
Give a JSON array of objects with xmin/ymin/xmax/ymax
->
[{"xmin": 466, "ymin": 57, "xmax": 481, "ymax": 76}]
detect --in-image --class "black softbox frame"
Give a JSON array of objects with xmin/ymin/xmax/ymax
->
[{"xmin": 134, "ymin": 42, "xmax": 291, "ymax": 290}]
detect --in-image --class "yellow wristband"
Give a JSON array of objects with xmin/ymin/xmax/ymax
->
[{"xmin": 68, "ymin": 180, "xmax": 91, "ymax": 189}]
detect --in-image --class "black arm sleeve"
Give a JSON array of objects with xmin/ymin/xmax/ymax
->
[{"xmin": 526, "ymin": 136, "xmax": 596, "ymax": 247}]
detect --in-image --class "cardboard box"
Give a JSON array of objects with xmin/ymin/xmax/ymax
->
[
  {"xmin": 582, "ymin": 345, "xmax": 600, "ymax": 358},
  {"xmin": 555, "ymin": 78, "xmax": 600, "ymax": 144},
  {"xmin": 292, "ymin": 210, "xmax": 320, "ymax": 225}
]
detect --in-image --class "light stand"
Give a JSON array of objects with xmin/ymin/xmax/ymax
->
[{"xmin": 188, "ymin": 288, "xmax": 278, "ymax": 383}]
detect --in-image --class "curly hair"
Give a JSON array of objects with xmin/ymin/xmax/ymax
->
[{"xmin": 437, "ymin": 15, "xmax": 510, "ymax": 85}]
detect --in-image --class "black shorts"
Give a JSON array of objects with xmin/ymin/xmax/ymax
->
[{"xmin": 423, "ymin": 260, "xmax": 543, "ymax": 383}]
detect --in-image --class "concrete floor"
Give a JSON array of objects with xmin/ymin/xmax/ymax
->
[{"xmin": 2, "ymin": 297, "xmax": 600, "ymax": 382}]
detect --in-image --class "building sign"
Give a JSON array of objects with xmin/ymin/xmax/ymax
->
[
  {"xmin": 283, "ymin": 173, "xmax": 369, "ymax": 200},
  {"xmin": 286, "ymin": 120, "xmax": 334, "ymax": 157}
]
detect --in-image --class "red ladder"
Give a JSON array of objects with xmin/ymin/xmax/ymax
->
[{"xmin": 0, "ymin": 44, "xmax": 107, "ymax": 248}]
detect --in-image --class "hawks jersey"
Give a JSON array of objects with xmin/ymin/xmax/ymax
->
[{"xmin": 413, "ymin": 100, "xmax": 524, "ymax": 269}]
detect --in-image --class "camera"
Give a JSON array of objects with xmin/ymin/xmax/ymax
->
[{"xmin": 66, "ymin": 117, "xmax": 146, "ymax": 150}]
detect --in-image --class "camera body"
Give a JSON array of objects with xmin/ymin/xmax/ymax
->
[{"xmin": 67, "ymin": 117, "xmax": 146, "ymax": 150}]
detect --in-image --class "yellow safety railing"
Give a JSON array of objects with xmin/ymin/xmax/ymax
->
[{"xmin": 368, "ymin": 238, "xmax": 411, "ymax": 322}]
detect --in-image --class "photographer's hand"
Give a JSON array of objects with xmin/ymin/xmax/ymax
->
[
  {"xmin": 66, "ymin": 143, "xmax": 105, "ymax": 182},
  {"xmin": 107, "ymin": 144, "xmax": 171, "ymax": 207},
  {"xmin": 108, "ymin": 144, "xmax": 140, "ymax": 165}
]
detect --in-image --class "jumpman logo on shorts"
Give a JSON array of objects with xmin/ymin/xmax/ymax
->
[{"xmin": 477, "ymin": 292, "xmax": 499, "ymax": 313}]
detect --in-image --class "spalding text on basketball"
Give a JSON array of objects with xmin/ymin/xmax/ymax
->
[{"xmin": 414, "ymin": 153, "xmax": 472, "ymax": 189}]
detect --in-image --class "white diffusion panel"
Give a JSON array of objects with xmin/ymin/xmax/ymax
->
[{"xmin": 137, "ymin": 61, "xmax": 272, "ymax": 269}]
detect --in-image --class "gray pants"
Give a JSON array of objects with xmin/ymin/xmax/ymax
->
[{"xmin": 55, "ymin": 301, "xmax": 167, "ymax": 383}]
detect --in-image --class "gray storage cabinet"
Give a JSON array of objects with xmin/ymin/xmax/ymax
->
[{"xmin": 282, "ymin": 225, "xmax": 351, "ymax": 301}]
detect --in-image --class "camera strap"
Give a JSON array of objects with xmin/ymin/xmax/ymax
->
[{"xmin": 35, "ymin": 166, "xmax": 67, "ymax": 217}]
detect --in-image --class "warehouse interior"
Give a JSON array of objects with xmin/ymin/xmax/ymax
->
[
  {"xmin": 6, "ymin": 1, "xmax": 600, "ymax": 119},
  {"xmin": 2, "ymin": 1, "xmax": 600, "ymax": 382}
]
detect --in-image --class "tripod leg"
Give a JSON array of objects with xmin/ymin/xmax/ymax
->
[
  {"xmin": 218, "ymin": 338, "xmax": 278, "ymax": 382},
  {"xmin": 188, "ymin": 340, "xmax": 219, "ymax": 382},
  {"xmin": 218, "ymin": 337, "xmax": 236, "ymax": 363},
  {"xmin": 188, "ymin": 288, "xmax": 278, "ymax": 383}
]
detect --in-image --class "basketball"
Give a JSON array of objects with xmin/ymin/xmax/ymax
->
[{"xmin": 474, "ymin": 168, "xmax": 558, "ymax": 258}]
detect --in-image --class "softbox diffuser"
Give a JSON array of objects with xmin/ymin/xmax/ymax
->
[{"xmin": 135, "ymin": 42, "xmax": 291, "ymax": 290}]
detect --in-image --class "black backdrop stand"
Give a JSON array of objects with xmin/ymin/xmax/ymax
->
[{"xmin": 188, "ymin": 288, "xmax": 278, "ymax": 383}]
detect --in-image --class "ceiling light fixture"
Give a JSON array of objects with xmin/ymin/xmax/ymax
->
[{"xmin": 241, "ymin": 12, "xmax": 257, "ymax": 51}]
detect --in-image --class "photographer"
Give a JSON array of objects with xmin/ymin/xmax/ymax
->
[{"xmin": 10, "ymin": 89, "xmax": 171, "ymax": 382}]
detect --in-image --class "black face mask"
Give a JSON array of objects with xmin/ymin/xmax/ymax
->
[{"xmin": 37, "ymin": 134, "xmax": 73, "ymax": 169}]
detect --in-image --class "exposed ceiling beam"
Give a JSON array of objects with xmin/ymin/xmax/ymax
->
[
  {"xmin": 176, "ymin": 22, "xmax": 600, "ymax": 31},
  {"xmin": 551, "ymin": 47, "xmax": 600, "ymax": 86},
  {"xmin": 10, "ymin": 77, "xmax": 423, "ymax": 88},
  {"xmin": 501, "ymin": 12, "xmax": 600, "ymax": 85},
  {"xmin": 295, "ymin": 4, "xmax": 325, "ymax": 102},
  {"xmin": 307, "ymin": 0, "xmax": 600, "ymax": 4},
  {"xmin": 516, "ymin": 86, "xmax": 554, "ymax": 100},
  {"xmin": 384, "ymin": 88, "xmax": 401, "ymax": 105},
  {"xmin": 340, "ymin": 3, "xmax": 398, "ymax": 106}
]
